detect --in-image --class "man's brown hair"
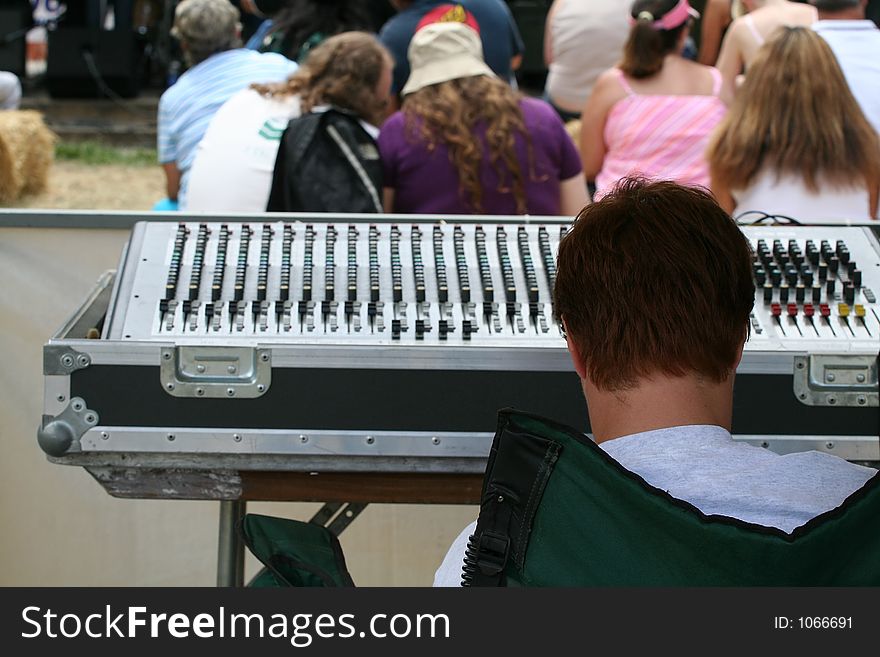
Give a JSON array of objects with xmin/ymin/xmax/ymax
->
[{"xmin": 554, "ymin": 178, "xmax": 754, "ymax": 391}]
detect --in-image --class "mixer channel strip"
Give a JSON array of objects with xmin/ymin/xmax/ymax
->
[
  {"xmin": 206, "ymin": 224, "xmax": 230, "ymax": 331},
  {"xmin": 453, "ymin": 226, "xmax": 476, "ymax": 340},
  {"xmin": 299, "ymin": 225, "xmax": 315, "ymax": 331},
  {"xmin": 228, "ymin": 225, "xmax": 252, "ymax": 332},
  {"xmin": 433, "ymin": 226, "xmax": 454, "ymax": 340},
  {"xmin": 346, "ymin": 225, "xmax": 362, "ymax": 332},
  {"xmin": 276, "ymin": 224, "xmax": 294, "ymax": 331},
  {"xmin": 183, "ymin": 224, "xmax": 209, "ymax": 331},
  {"xmin": 368, "ymin": 225, "xmax": 383, "ymax": 332},
  {"xmin": 159, "ymin": 223, "xmax": 189, "ymax": 331},
  {"xmin": 411, "ymin": 225, "xmax": 430, "ymax": 340},
  {"xmin": 389, "ymin": 226, "xmax": 407, "ymax": 340},
  {"xmin": 250, "ymin": 224, "xmax": 273, "ymax": 331},
  {"xmin": 323, "ymin": 224, "xmax": 338, "ymax": 332},
  {"xmin": 497, "ymin": 226, "xmax": 526, "ymax": 333},
  {"xmin": 473, "ymin": 225, "xmax": 502, "ymax": 333}
]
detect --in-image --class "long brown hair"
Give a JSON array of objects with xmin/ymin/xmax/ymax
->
[
  {"xmin": 706, "ymin": 26, "xmax": 880, "ymax": 194},
  {"xmin": 620, "ymin": 0, "xmax": 690, "ymax": 78},
  {"xmin": 402, "ymin": 75, "xmax": 534, "ymax": 214},
  {"xmin": 252, "ymin": 31, "xmax": 391, "ymax": 127}
]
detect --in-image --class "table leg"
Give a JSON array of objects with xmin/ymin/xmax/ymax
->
[{"xmin": 217, "ymin": 499, "xmax": 246, "ymax": 587}]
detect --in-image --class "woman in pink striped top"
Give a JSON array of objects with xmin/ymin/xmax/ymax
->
[{"xmin": 579, "ymin": 0, "xmax": 727, "ymax": 200}]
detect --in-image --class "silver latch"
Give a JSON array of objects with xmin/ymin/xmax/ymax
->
[
  {"xmin": 160, "ymin": 346, "xmax": 271, "ymax": 398},
  {"xmin": 793, "ymin": 355, "xmax": 878, "ymax": 407}
]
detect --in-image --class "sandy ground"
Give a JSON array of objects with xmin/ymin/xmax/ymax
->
[{"xmin": 6, "ymin": 161, "xmax": 164, "ymax": 211}]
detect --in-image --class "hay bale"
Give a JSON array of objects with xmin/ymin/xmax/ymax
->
[{"xmin": 0, "ymin": 110, "xmax": 56, "ymax": 203}]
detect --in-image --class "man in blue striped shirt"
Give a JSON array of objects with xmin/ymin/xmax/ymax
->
[{"xmin": 158, "ymin": 0, "xmax": 297, "ymax": 209}]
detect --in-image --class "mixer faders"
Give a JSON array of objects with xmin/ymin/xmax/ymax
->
[{"xmin": 115, "ymin": 220, "xmax": 572, "ymax": 346}]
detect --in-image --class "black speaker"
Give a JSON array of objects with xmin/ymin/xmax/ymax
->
[
  {"xmin": 0, "ymin": 6, "xmax": 30, "ymax": 77},
  {"xmin": 46, "ymin": 27, "xmax": 141, "ymax": 98}
]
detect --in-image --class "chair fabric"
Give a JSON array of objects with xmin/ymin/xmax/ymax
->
[
  {"xmin": 464, "ymin": 409, "xmax": 880, "ymax": 587},
  {"xmin": 240, "ymin": 513, "xmax": 355, "ymax": 587}
]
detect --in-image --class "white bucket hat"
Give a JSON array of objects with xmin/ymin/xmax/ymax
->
[{"xmin": 401, "ymin": 21, "xmax": 495, "ymax": 97}]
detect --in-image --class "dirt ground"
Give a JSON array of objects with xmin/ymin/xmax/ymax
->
[{"xmin": 8, "ymin": 161, "xmax": 164, "ymax": 211}]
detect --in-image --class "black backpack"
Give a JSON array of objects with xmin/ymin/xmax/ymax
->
[{"xmin": 266, "ymin": 108, "xmax": 383, "ymax": 214}]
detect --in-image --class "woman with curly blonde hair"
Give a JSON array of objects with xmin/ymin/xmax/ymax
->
[
  {"xmin": 377, "ymin": 8, "xmax": 586, "ymax": 216},
  {"xmin": 188, "ymin": 31, "xmax": 393, "ymax": 213},
  {"xmin": 706, "ymin": 26, "xmax": 880, "ymax": 222}
]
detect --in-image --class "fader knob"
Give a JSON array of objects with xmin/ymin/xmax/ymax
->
[
  {"xmin": 826, "ymin": 279, "xmax": 836, "ymax": 296},
  {"xmin": 843, "ymin": 283, "xmax": 855, "ymax": 306},
  {"xmin": 852, "ymin": 269, "xmax": 862, "ymax": 288},
  {"xmin": 795, "ymin": 285, "xmax": 805, "ymax": 304},
  {"xmin": 779, "ymin": 284, "xmax": 790, "ymax": 304}
]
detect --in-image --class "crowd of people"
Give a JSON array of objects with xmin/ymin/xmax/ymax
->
[{"xmin": 151, "ymin": 0, "xmax": 880, "ymax": 221}]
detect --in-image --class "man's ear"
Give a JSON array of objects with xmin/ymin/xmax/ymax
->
[
  {"xmin": 563, "ymin": 319, "xmax": 588, "ymax": 380},
  {"xmin": 733, "ymin": 337, "xmax": 746, "ymax": 370}
]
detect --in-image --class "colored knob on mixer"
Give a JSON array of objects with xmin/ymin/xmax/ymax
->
[
  {"xmin": 787, "ymin": 303, "xmax": 798, "ymax": 317},
  {"xmin": 771, "ymin": 303, "xmax": 782, "ymax": 317},
  {"xmin": 819, "ymin": 303, "xmax": 831, "ymax": 318},
  {"xmin": 838, "ymin": 303, "xmax": 850, "ymax": 317},
  {"xmin": 803, "ymin": 303, "xmax": 815, "ymax": 317}
]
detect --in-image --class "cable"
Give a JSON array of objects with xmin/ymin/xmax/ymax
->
[
  {"xmin": 81, "ymin": 48, "xmax": 141, "ymax": 116},
  {"xmin": 735, "ymin": 210, "xmax": 802, "ymax": 226}
]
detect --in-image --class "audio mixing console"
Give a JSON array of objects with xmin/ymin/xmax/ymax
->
[{"xmin": 39, "ymin": 218, "xmax": 879, "ymax": 474}]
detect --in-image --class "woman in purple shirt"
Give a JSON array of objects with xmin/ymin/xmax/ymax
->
[{"xmin": 377, "ymin": 6, "xmax": 587, "ymax": 216}]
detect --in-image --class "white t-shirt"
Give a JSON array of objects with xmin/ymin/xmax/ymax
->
[
  {"xmin": 434, "ymin": 424, "xmax": 877, "ymax": 586},
  {"xmin": 732, "ymin": 170, "xmax": 875, "ymax": 223},
  {"xmin": 544, "ymin": 0, "xmax": 630, "ymax": 113},
  {"xmin": 812, "ymin": 20, "xmax": 880, "ymax": 138},
  {"xmin": 185, "ymin": 88, "xmax": 301, "ymax": 212}
]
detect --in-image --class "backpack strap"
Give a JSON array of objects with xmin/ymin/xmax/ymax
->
[{"xmin": 323, "ymin": 116, "xmax": 383, "ymax": 213}]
